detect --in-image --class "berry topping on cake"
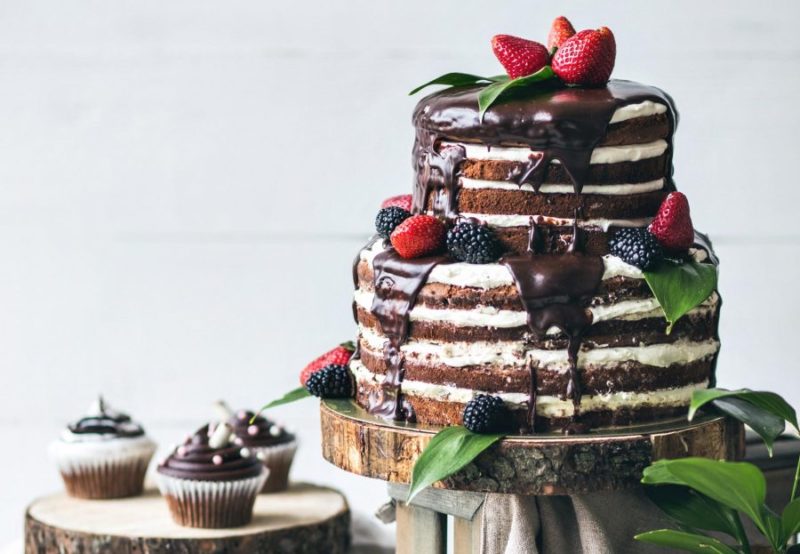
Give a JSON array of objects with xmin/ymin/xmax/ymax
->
[
  {"xmin": 375, "ymin": 206, "xmax": 411, "ymax": 239},
  {"xmin": 381, "ymin": 194, "xmax": 413, "ymax": 212},
  {"xmin": 609, "ymin": 228, "xmax": 664, "ymax": 270},
  {"xmin": 299, "ymin": 342, "xmax": 355, "ymax": 385},
  {"xmin": 390, "ymin": 214, "xmax": 446, "ymax": 259},
  {"xmin": 547, "ymin": 16, "xmax": 576, "ymax": 52},
  {"xmin": 649, "ymin": 192, "xmax": 695, "ymax": 251},
  {"xmin": 446, "ymin": 221, "xmax": 503, "ymax": 264},
  {"xmin": 491, "ymin": 35, "xmax": 550, "ymax": 80},
  {"xmin": 305, "ymin": 364, "xmax": 353, "ymax": 398},
  {"xmin": 462, "ymin": 394, "xmax": 508, "ymax": 434},
  {"xmin": 551, "ymin": 27, "xmax": 616, "ymax": 85}
]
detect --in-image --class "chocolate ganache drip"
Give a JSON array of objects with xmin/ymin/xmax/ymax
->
[
  {"xmin": 158, "ymin": 424, "xmax": 262, "ymax": 481},
  {"xmin": 67, "ymin": 397, "xmax": 144, "ymax": 438},
  {"xmin": 369, "ymin": 248, "xmax": 449, "ymax": 420}
]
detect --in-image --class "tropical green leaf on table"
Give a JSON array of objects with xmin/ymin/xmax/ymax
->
[
  {"xmin": 643, "ymin": 260, "xmax": 717, "ymax": 333},
  {"xmin": 407, "ymin": 426, "xmax": 503, "ymax": 502},
  {"xmin": 711, "ymin": 397, "xmax": 786, "ymax": 455},
  {"xmin": 783, "ymin": 498, "xmax": 800, "ymax": 544},
  {"xmin": 644, "ymin": 485, "xmax": 745, "ymax": 542},
  {"xmin": 408, "ymin": 73, "xmax": 506, "ymax": 96},
  {"xmin": 477, "ymin": 66, "xmax": 555, "ymax": 120},
  {"xmin": 634, "ymin": 530, "xmax": 739, "ymax": 554},
  {"xmin": 642, "ymin": 458, "xmax": 776, "ymax": 545},
  {"xmin": 251, "ymin": 387, "xmax": 311, "ymax": 422},
  {"xmin": 689, "ymin": 388, "xmax": 798, "ymax": 431}
]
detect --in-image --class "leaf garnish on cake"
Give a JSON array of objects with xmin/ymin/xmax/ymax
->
[
  {"xmin": 407, "ymin": 426, "xmax": 503, "ymax": 502},
  {"xmin": 644, "ymin": 260, "xmax": 717, "ymax": 334},
  {"xmin": 409, "ymin": 17, "xmax": 616, "ymax": 119}
]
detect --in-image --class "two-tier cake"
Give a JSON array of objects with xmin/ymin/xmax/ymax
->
[{"xmin": 313, "ymin": 20, "xmax": 720, "ymax": 434}]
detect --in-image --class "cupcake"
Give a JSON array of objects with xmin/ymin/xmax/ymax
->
[
  {"xmin": 157, "ymin": 422, "xmax": 267, "ymax": 528},
  {"xmin": 228, "ymin": 409, "xmax": 297, "ymax": 493},
  {"xmin": 49, "ymin": 397, "xmax": 157, "ymax": 499}
]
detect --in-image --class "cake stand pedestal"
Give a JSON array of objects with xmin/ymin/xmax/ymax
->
[
  {"xmin": 25, "ymin": 482, "xmax": 350, "ymax": 554},
  {"xmin": 320, "ymin": 399, "xmax": 744, "ymax": 554}
]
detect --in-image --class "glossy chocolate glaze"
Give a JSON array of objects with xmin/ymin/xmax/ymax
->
[
  {"xmin": 368, "ymin": 248, "xmax": 448, "ymax": 420},
  {"xmin": 412, "ymin": 80, "xmax": 677, "ymax": 222},
  {"xmin": 158, "ymin": 424, "xmax": 262, "ymax": 481}
]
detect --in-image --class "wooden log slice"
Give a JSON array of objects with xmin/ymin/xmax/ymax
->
[
  {"xmin": 25, "ymin": 482, "xmax": 350, "ymax": 554},
  {"xmin": 320, "ymin": 400, "xmax": 744, "ymax": 495}
]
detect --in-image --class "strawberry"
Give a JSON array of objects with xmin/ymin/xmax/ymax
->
[
  {"xmin": 381, "ymin": 194, "xmax": 413, "ymax": 212},
  {"xmin": 547, "ymin": 16, "xmax": 576, "ymax": 52},
  {"xmin": 551, "ymin": 27, "xmax": 616, "ymax": 86},
  {"xmin": 300, "ymin": 342, "xmax": 355, "ymax": 385},
  {"xmin": 649, "ymin": 192, "xmax": 695, "ymax": 251},
  {"xmin": 390, "ymin": 214, "xmax": 446, "ymax": 259},
  {"xmin": 491, "ymin": 35, "xmax": 550, "ymax": 80}
]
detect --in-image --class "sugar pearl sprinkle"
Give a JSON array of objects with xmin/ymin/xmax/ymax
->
[
  {"xmin": 269, "ymin": 425, "xmax": 282, "ymax": 437},
  {"xmin": 212, "ymin": 454, "xmax": 223, "ymax": 465},
  {"xmin": 240, "ymin": 447, "xmax": 251, "ymax": 458},
  {"xmin": 238, "ymin": 410, "xmax": 249, "ymax": 421},
  {"xmin": 247, "ymin": 424, "xmax": 259, "ymax": 436},
  {"xmin": 177, "ymin": 446, "xmax": 188, "ymax": 457},
  {"xmin": 256, "ymin": 451, "xmax": 267, "ymax": 461}
]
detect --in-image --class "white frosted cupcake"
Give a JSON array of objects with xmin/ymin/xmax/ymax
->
[
  {"xmin": 157, "ymin": 422, "xmax": 267, "ymax": 528},
  {"xmin": 228, "ymin": 409, "xmax": 297, "ymax": 493},
  {"xmin": 49, "ymin": 397, "xmax": 157, "ymax": 499}
]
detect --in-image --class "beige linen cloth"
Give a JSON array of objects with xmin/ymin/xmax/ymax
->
[{"xmin": 480, "ymin": 489, "xmax": 677, "ymax": 554}]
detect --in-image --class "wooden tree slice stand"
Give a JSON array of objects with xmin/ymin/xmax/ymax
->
[
  {"xmin": 320, "ymin": 399, "xmax": 744, "ymax": 554},
  {"xmin": 25, "ymin": 482, "xmax": 350, "ymax": 554}
]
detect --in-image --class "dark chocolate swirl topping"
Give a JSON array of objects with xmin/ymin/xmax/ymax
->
[
  {"xmin": 67, "ymin": 398, "xmax": 144, "ymax": 438},
  {"xmin": 158, "ymin": 424, "xmax": 262, "ymax": 481},
  {"xmin": 229, "ymin": 410, "xmax": 295, "ymax": 447}
]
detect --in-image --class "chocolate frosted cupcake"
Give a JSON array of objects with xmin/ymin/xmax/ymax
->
[
  {"xmin": 228, "ymin": 409, "xmax": 297, "ymax": 493},
  {"xmin": 157, "ymin": 422, "xmax": 267, "ymax": 528},
  {"xmin": 49, "ymin": 397, "xmax": 156, "ymax": 499}
]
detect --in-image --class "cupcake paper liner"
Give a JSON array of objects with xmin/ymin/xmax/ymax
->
[
  {"xmin": 49, "ymin": 437, "xmax": 156, "ymax": 499},
  {"xmin": 251, "ymin": 440, "xmax": 297, "ymax": 493},
  {"xmin": 157, "ymin": 469, "xmax": 268, "ymax": 528}
]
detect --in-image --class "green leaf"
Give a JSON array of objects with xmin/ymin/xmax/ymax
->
[
  {"xmin": 407, "ymin": 426, "xmax": 502, "ymax": 502},
  {"xmin": 634, "ymin": 530, "xmax": 739, "ymax": 554},
  {"xmin": 251, "ymin": 387, "xmax": 311, "ymax": 422},
  {"xmin": 477, "ymin": 66, "xmax": 555, "ymax": 120},
  {"xmin": 408, "ymin": 73, "xmax": 506, "ymax": 96},
  {"xmin": 643, "ymin": 260, "xmax": 717, "ymax": 333},
  {"xmin": 642, "ymin": 458, "xmax": 770, "ymax": 540},
  {"xmin": 782, "ymin": 498, "xmax": 800, "ymax": 543},
  {"xmin": 689, "ymin": 388, "xmax": 798, "ymax": 431},
  {"xmin": 711, "ymin": 397, "xmax": 785, "ymax": 455},
  {"xmin": 645, "ymin": 485, "xmax": 744, "ymax": 540}
]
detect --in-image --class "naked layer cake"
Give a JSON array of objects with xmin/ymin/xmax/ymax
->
[{"xmin": 342, "ymin": 21, "xmax": 719, "ymax": 434}]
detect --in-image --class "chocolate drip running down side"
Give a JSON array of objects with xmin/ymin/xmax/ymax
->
[
  {"xmin": 412, "ymin": 80, "xmax": 678, "ymax": 197},
  {"xmin": 501, "ymin": 253, "xmax": 605, "ymax": 431},
  {"xmin": 369, "ymin": 248, "xmax": 448, "ymax": 420},
  {"xmin": 413, "ymin": 134, "xmax": 465, "ymax": 219}
]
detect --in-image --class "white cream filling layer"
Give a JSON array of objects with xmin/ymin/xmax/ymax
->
[
  {"xmin": 354, "ymin": 290, "xmax": 719, "ymax": 329},
  {"xmin": 443, "ymin": 139, "xmax": 667, "ymax": 165},
  {"xmin": 351, "ymin": 360, "xmax": 705, "ymax": 418},
  {"xmin": 609, "ymin": 100, "xmax": 668, "ymax": 123},
  {"xmin": 359, "ymin": 325, "xmax": 718, "ymax": 370},
  {"xmin": 459, "ymin": 213, "xmax": 652, "ymax": 230},
  {"xmin": 460, "ymin": 177, "xmax": 665, "ymax": 196},
  {"xmin": 359, "ymin": 240, "xmax": 645, "ymax": 289}
]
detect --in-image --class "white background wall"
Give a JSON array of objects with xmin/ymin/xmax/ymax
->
[{"xmin": 1, "ymin": 0, "xmax": 799, "ymax": 547}]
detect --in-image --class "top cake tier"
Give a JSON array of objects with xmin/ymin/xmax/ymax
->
[{"xmin": 412, "ymin": 79, "xmax": 677, "ymax": 255}]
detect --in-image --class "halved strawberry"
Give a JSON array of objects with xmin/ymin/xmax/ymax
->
[
  {"xmin": 300, "ymin": 342, "xmax": 355, "ymax": 385},
  {"xmin": 649, "ymin": 192, "xmax": 695, "ymax": 251}
]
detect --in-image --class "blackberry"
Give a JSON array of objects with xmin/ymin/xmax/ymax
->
[
  {"xmin": 446, "ymin": 221, "xmax": 502, "ymax": 264},
  {"xmin": 305, "ymin": 364, "xmax": 353, "ymax": 398},
  {"xmin": 375, "ymin": 206, "xmax": 411, "ymax": 238},
  {"xmin": 462, "ymin": 394, "xmax": 508, "ymax": 434},
  {"xmin": 608, "ymin": 228, "xmax": 663, "ymax": 270}
]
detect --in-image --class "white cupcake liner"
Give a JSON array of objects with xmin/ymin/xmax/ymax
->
[
  {"xmin": 157, "ymin": 469, "xmax": 268, "ymax": 528},
  {"xmin": 250, "ymin": 439, "xmax": 297, "ymax": 493},
  {"xmin": 49, "ymin": 436, "xmax": 157, "ymax": 499}
]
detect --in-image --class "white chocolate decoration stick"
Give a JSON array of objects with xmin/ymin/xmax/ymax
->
[
  {"xmin": 208, "ymin": 422, "xmax": 232, "ymax": 449},
  {"xmin": 212, "ymin": 400, "xmax": 234, "ymax": 421}
]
